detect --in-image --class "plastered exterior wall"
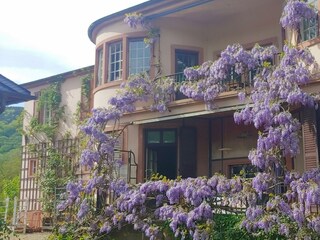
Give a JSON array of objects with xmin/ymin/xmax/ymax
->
[
  {"xmin": 59, "ymin": 75, "xmax": 82, "ymax": 137},
  {"xmin": 154, "ymin": 2, "xmax": 282, "ymax": 76},
  {"xmin": 93, "ymin": 84, "xmax": 120, "ymax": 109},
  {"xmin": 23, "ymin": 74, "xmax": 86, "ymax": 143},
  {"xmin": 95, "ymin": 22, "xmax": 143, "ymax": 47}
]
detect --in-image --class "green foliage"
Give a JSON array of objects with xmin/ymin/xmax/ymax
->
[
  {"xmin": 0, "ymin": 219, "xmax": 13, "ymax": 240},
  {"xmin": 38, "ymin": 149, "xmax": 74, "ymax": 216},
  {"xmin": 1, "ymin": 176, "xmax": 19, "ymax": 200},
  {"xmin": 0, "ymin": 137, "xmax": 21, "ymax": 209},
  {"xmin": 211, "ymin": 214, "xmax": 287, "ymax": 240},
  {"xmin": 37, "ymin": 82, "xmax": 61, "ymax": 110},
  {"xmin": 0, "ymin": 107, "xmax": 22, "ymax": 219},
  {"xmin": 0, "ymin": 176, "xmax": 20, "ymax": 219},
  {"xmin": 0, "ymin": 107, "xmax": 23, "ymax": 154},
  {"xmin": 0, "ymin": 107, "xmax": 23, "ymax": 123},
  {"xmin": 27, "ymin": 82, "xmax": 64, "ymax": 141},
  {"xmin": 81, "ymin": 74, "xmax": 91, "ymax": 98},
  {"xmin": 74, "ymin": 74, "xmax": 92, "ymax": 127}
]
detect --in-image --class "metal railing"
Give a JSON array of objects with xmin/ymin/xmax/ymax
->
[{"xmin": 162, "ymin": 68, "xmax": 258, "ymax": 101}]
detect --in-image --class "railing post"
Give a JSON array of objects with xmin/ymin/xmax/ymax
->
[
  {"xmin": 23, "ymin": 199, "xmax": 29, "ymax": 234},
  {"xmin": 4, "ymin": 197, "xmax": 9, "ymax": 222},
  {"xmin": 12, "ymin": 197, "xmax": 17, "ymax": 226}
]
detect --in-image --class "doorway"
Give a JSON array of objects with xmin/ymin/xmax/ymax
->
[{"xmin": 145, "ymin": 129, "xmax": 177, "ymax": 179}]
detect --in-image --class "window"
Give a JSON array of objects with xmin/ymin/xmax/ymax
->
[
  {"xmin": 96, "ymin": 49, "xmax": 104, "ymax": 87},
  {"xmin": 145, "ymin": 129, "xmax": 177, "ymax": 180},
  {"xmin": 175, "ymin": 50, "xmax": 199, "ymax": 82},
  {"xmin": 29, "ymin": 159, "xmax": 37, "ymax": 177},
  {"xmin": 128, "ymin": 39, "xmax": 151, "ymax": 76},
  {"xmin": 301, "ymin": 0, "xmax": 318, "ymax": 41},
  {"xmin": 38, "ymin": 102, "xmax": 52, "ymax": 125},
  {"xmin": 34, "ymin": 91, "xmax": 52, "ymax": 125},
  {"xmin": 146, "ymin": 129, "xmax": 176, "ymax": 144},
  {"xmin": 230, "ymin": 164, "xmax": 256, "ymax": 178},
  {"xmin": 108, "ymin": 41, "xmax": 123, "ymax": 81}
]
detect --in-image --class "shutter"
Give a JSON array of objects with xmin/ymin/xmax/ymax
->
[
  {"xmin": 179, "ymin": 127, "xmax": 197, "ymax": 178},
  {"xmin": 302, "ymin": 108, "xmax": 319, "ymax": 170}
]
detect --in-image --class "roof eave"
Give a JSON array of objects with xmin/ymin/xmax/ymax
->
[
  {"xmin": 88, "ymin": 0, "xmax": 163, "ymax": 43},
  {"xmin": 21, "ymin": 65, "xmax": 94, "ymax": 89}
]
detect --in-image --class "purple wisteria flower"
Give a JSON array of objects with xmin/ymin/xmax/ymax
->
[
  {"xmin": 124, "ymin": 12, "xmax": 144, "ymax": 29},
  {"xmin": 280, "ymin": 0, "xmax": 317, "ymax": 29}
]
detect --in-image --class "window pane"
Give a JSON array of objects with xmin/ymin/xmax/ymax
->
[
  {"xmin": 175, "ymin": 50, "xmax": 199, "ymax": 83},
  {"xmin": 108, "ymin": 41, "xmax": 123, "ymax": 81},
  {"xmin": 230, "ymin": 164, "xmax": 256, "ymax": 178},
  {"xmin": 147, "ymin": 131, "xmax": 161, "ymax": 144},
  {"xmin": 163, "ymin": 130, "xmax": 176, "ymax": 143},
  {"xmin": 129, "ymin": 39, "xmax": 150, "ymax": 76}
]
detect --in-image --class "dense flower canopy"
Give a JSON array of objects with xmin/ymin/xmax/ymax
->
[{"xmin": 56, "ymin": 1, "xmax": 320, "ymax": 239}]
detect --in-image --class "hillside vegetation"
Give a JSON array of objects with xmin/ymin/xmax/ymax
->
[{"xmin": 0, "ymin": 107, "xmax": 23, "ymax": 200}]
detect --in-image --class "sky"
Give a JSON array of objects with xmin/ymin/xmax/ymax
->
[{"xmin": 0, "ymin": 0, "xmax": 148, "ymax": 85}]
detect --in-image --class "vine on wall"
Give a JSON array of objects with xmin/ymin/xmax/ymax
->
[{"xmin": 28, "ymin": 82, "xmax": 64, "ymax": 142}]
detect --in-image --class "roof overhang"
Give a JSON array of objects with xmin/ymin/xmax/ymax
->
[
  {"xmin": 88, "ymin": 0, "xmax": 214, "ymax": 43},
  {"xmin": 0, "ymin": 74, "xmax": 36, "ymax": 113}
]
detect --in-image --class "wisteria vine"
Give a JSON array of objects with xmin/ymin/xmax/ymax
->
[{"xmin": 56, "ymin": 1, "xmax": 320, "ymax": 239}]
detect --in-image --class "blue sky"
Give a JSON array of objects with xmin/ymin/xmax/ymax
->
[{"xmin": 0, "ymin": 0, "xmax": 147, "ymax": 84}]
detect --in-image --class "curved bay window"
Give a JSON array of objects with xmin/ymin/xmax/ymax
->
[{"xmin": 94, "ymin": 36, "xmax": 151, "ymax": 88}]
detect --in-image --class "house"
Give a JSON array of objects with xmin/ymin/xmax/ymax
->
[
  {"xmin": 87, "ymin": 0, "xmax": 319, "ymax": 183},
  {"xmin": 20, "ymin": 0, "xmax": 320, "ymax": 230}
]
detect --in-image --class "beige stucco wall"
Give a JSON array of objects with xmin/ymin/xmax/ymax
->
[
  {"xmin": 95, "ymin": 22, "xmax": 144, "ymax": 47},
  {"xmin": 23, "ymin": 74, "xmax": 86, "ymax": 143},
  {"xmin": 308, "ymin": 45, "xmax": 320, "ymax": 66},
  {"xmin": 59, "ymin": 75, "xmax": 82, "ymax": 136}
]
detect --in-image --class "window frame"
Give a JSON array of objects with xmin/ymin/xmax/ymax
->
[
  {"xmin": 108, "ymin": 40, "xmax": 123, "ymax": 82},
  {"xmin": 28, "ymin": 159, "xmax": 38, "ymax": 177},
  {"xmin": 95, "ymin": 47, "xmax": 104, "ymax": 87},
  {"xmin": 145, "ymin": 129, "xmax": 177, "ymax": 146},
  {"xmin": 93, "ymin": 33, "xmax": 153, "ymax": 89},
  {"xmin": 300, "ymin": 0, "xmax": 319, "ymax": 42},
  {"xmin": 34, "ymin": 91, "xmax": 52, "ymax": 125},
  {"xmin": 127, "ymin": 38, "xmax": 151, "ymax": 77}
]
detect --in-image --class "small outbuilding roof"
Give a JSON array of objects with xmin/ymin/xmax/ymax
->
[{"xmin": 0, "ymin": 74, "xmax": 35, "ymax": 113}]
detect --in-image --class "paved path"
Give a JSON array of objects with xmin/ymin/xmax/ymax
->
[{"xmin": 10, "ymin": 232, "xmax": 51, "ymax": 240}]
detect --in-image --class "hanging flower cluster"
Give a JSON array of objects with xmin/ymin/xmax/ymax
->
[
  {"xmin": 60, "ymin": 169, "xmax": 320, "ymax": 239},
  {"xmin": 109, "ymin": 74, "xmax": 175, "ymax": 113},
  {"xmin": 124, "ymin": 12, "xmax": 159, "ymax": 45},
  {"xmin": 180, "ymin": 44, "xmax": 278, "ymax": 109},
  {"xmin": 243, "ymin": 169, "xmax": 320, "ymax": 239},
  {"xmin": 124, "ymin": 12, "xmax": 145, "ymax": 29},
  {"xmin": 234, "ymin": 44, "xmax": 317, "ymax": 171},
  {"xmin": 96, "ymin": 175, "xmax": 245, "ymax": 240},
  {"xmin": 280, "ymin": 0, "xmax": 317, "ymax": 30}
]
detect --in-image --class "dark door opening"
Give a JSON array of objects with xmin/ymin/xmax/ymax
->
[
  {"xmin": 145, "ymin": 129, "xmax": 177, "ymax": 180},
  {"xmin": 146, "ymin": 146, "xmax": 177, "ymax": 179}
]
